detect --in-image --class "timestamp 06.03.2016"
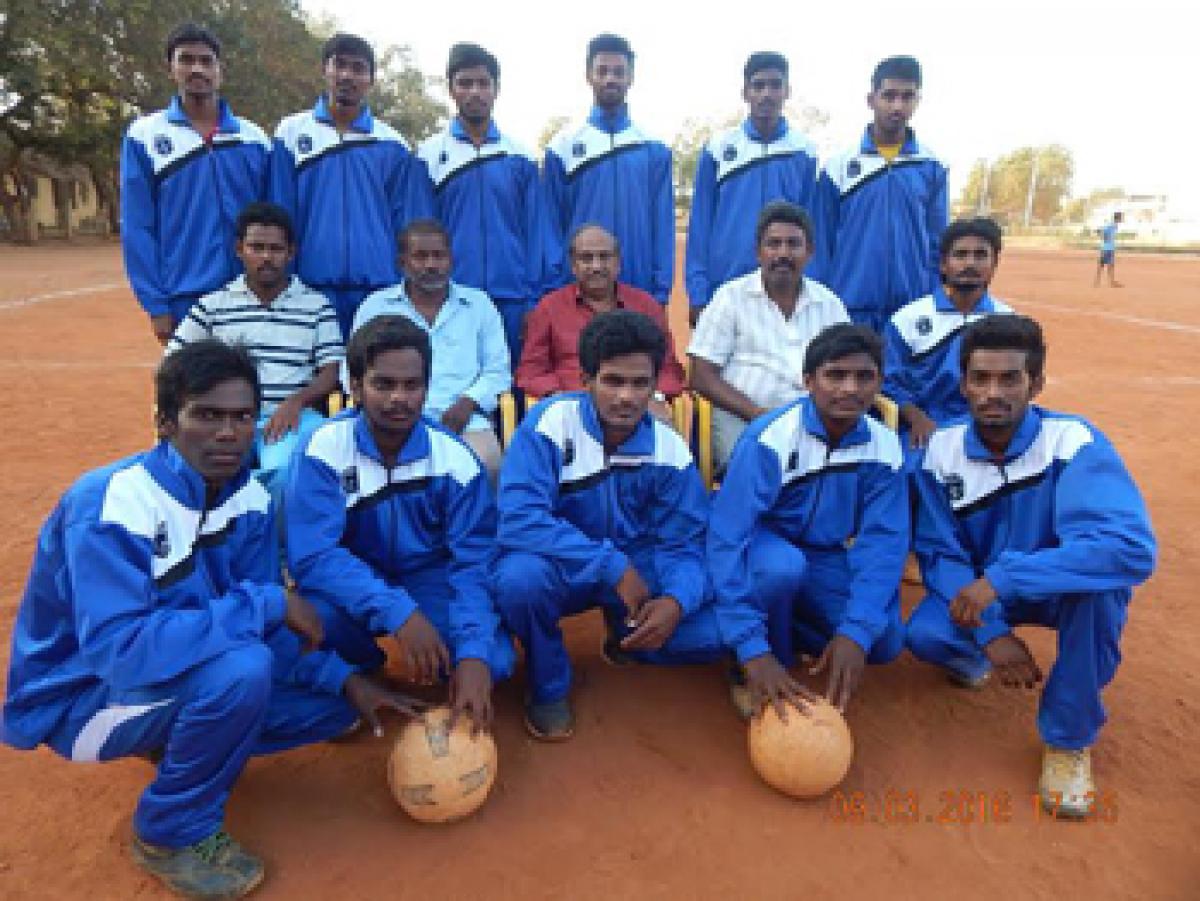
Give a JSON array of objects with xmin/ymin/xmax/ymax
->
[{"xmin": 825, "ymin": 789, "xmax": 1119, "ymax": 825}]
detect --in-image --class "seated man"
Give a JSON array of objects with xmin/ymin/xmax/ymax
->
[
  {"xmin": 884, "ymin": 216, "xmax": 1013, "ymax": 454},
  {"xmin": 349, "ymin": 219, "xmax": 510, "ymax": 482},
  {"xmin": 167, "ymin": 201, "xmax": 342, "ymax": 506},
  {"xmin": 495, "ymin": 310, "xmax": 724, "ymax": 741},
  {"xmin": 516, "ymin": 223, "xmax": 685, "ymax": 421},
  {"xmin": 689, "ymin": 200, "xmax": 849, "ymax": 470},
  {"xmin": 2, "ymin": 340, "xmax": 422, "ymax": 899},
  {"xmin": 905, "ymin": 315, "xmax": 1155, "ymax": 817},
  {"xmin": 708, "ymin": 324, "xmax": 908, "ymax": 718},
  {"xmin": 286, "ymin": 316, "xmax": 515, "ymax": 735}
]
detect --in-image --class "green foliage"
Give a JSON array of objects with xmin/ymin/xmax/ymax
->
[{"xmin": 956, "ymin": 145, "xmax": 1076, "ymax": 225}]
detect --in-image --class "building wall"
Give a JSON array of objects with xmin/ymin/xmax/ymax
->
[{"xmin": 29, "ymin": 175, "xmax": 105, "ymax": 233}]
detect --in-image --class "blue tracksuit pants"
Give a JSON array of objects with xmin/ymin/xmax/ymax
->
[
  {"xmin": 494, "ymin": 551, "xmax": 726, "ymax": 705},
  {"xmin": 46, "ymin": 639, "xmax": 356, "ymax": 849},
  {"xmin": 748, "ymin": 528, "xmax": 906, "ymax": 665},
  {"xmin": 493, "ymin": 297, "xmax": 531, "ymax": 371},
  {"xmin": 309, "ymin": 563, "xmax": 516, "ymax": 681},
  {"xmin": 905, "ymin": 588, "xmax": 1130, "ymax": 750},
  {"xmin": 320, "ymin": 286, "xmax": 377, "ymax": 342}
]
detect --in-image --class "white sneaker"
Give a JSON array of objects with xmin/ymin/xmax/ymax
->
[{"xmin": 1038, "ymin": 745, "xmax": 1095, "ymax": 818}]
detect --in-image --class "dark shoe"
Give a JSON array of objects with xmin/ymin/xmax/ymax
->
[
  {"xmin": 524, "ymin": 698, "xmax": 575, "ymax": 741},
  {"xmin": 601, "ymin": 636, "xmax": 635, "ymax": 667},
  {"xmin": 131, "ymin": 830, "xmax": 264, "ymax": 899},
  {"xmin": 946, "ymin": 666, "xmax": 991, "ymax": 690}
]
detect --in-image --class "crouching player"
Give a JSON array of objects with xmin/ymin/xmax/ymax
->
[
  {"xmin": 285, "ymin": 316, "xmax": 515, "ymax": 735},
  {"xmin": 709, "ymin": 324, "xmax": 909, "ymax": 718},
  {"xmin": 905, "ymin": 315, "xmax": 1155, "ymax": 816},
  {"xmin": 495, "ymin": 310, "xmax": 725, "ymax": 741},
  {"xmin": 1, "ymin": 340, "xmax": 425, "ymax": 899}
]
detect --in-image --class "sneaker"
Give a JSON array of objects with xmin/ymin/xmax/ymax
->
[
  {"xmin": 601, "ymin": 636, "xmax": 635, "ymax": 667},
  {"xmin": 946, "ymin": 667, "xmax": 991, "ymax": 690},
  {"xmin": 524, "ymin": 698, "xmax": 575, "ymax": 741},
  {"xmin": 1038, "ymin": 745, "xmax": 1096, "ymax": 818},
  {"xmin": 727, "ymin": 665, "xmax": 755, "ymax": 721},
  {"xmin": 131, "ymin": 830, "xmax": 264, "ymax": 899}
]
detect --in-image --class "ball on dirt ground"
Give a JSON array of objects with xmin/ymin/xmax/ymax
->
[
  {"xmin": 748, "ymin": 700, "xmax": 853, "ymax": 799},
  {"xmin": 388, "ymin": 706, "xmax": 498, "ymax": 823}
]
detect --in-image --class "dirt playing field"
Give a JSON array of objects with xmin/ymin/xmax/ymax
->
[{"xmin": 0, "ymin": 240, "xmax": 1197, "ymax": 899}]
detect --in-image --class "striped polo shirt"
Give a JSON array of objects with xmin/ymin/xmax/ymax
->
[
  {"xmin": 687, "ymin": 269, "xmax": 850, "ymax": 410},
  {"xmin": 167, "ymin": 275, "xmax": 343, "ymax": 414}
]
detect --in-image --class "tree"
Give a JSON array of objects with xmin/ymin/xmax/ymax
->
[
  {"xmin": 954, "ymin": 145, "xmax": 1075, "ymax": 226},
  {"xmin": 369, "ymin": 45, "xmax": 448, "ymax": 144},
  {"xmin": 535, "ymin": 114, "xmax": 570, "ymax": 157}
]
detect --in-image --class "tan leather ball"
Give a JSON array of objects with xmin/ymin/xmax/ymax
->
[
  {"xmin": 748, "ymin": 700, "xmax": 853, "ymax": 799},
  {"xmin": 388, "ymin": 706, "xmax": 498, "ymax": 823}
]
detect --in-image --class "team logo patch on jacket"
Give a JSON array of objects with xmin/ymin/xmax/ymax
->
[
  {"xmin": 723, "ymin": 145, "xmax": 738, "ymax": 162},
  {"xmin": 153, "ymin": 135, "xmax": 173, "ymax": 156},
  {"xmin": 152, "ymin": 521, "xmax": 171, "ymax": 558},
  {"xmin": 438, "ymin": 150, "xmax": 449, "ymax": 164},
  {"xmin": 945, "ymin": 473, "xmax": 965, "ymax": 502},
  {"xmin": 562, "ymin": 438, "xmax": 575, "ymax": 467},
  {"xmin": 916, "ymin": 316, "xmax": 933, "ymax": 336},
  {"xmin": 846, "ymin": 159, "xmax": 861, "ymax": 178},
  {"xmin": 297, "ymin": 134, "xmax": 313, "ymax": 154},
  {"xmin": 572, "ymin": 142, "xmax": 587, "ymax": 158},
  {"xmin": 341, "ymin": 466, "xmax": 360, "ymax": 494}
]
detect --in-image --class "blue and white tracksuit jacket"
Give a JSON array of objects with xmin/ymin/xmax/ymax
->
[
  {"xmin": 270, "ymin": 96, "xmax": 434, "ymax": 334},
  {"xmin": 544, "ymin": 106, "xmax": 675, "ymax": 303},
  {"xmin": 2, "ymin": 442, "xmax": 355, "ymax": 847},
  {"xmin": 709, "ymin": 396, "xmax": 909, "ymax": 666},
  {"xmin": 907, "ymin": 407, "xmax": 1156, "ymax": 748},
  {"xmin": 120, "ymin": 97, "xmax": 270, "ymax": 322},
  {"xmin": 494, "ymin": 393, "xmax": 723, "ymax": 703},
  {"xmin": 418, "ymin": 119, "xmax": 547, "ymax": 360},
  {"xmin": 883, "ymin": 288, "xmax": 1014, "ymax": 442},
  {"xmin": 812, "ymin": 127, "xmax": 948, "ymax": 330},
  {"xmin": 685, "ymin": 118, "xmax": 820, "ymax": 309},
  {"xmin": 285, "ymin": 411, "xmax": 514, "ymax": 678}
]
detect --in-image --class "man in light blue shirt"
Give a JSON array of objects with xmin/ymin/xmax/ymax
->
[
  {"xmin": 350, "ymin": 219, "xmax": 510, "ymax": 480},
  {"xmin": 1093, "ymin": 210, "xmax": 1123, "ymax": 288}
]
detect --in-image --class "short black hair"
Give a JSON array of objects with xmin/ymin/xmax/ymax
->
[
  {"xmin": 399, "ymin": 218, "xmax": 451, "ymax": 254},
  {"xmin": 568, "ymin": 223, "xmax": 621, "ymax": 257},
  {"xmin": 756, "ymin": 200, "xmax": 815, "ymax": 249},
  {"xmin": 587, "ymin": 33, "xmax": 634, "ymax": 69},
  {"xmin": 156, "ymin": 339, "xmax": 260, "ymax": 425},
  {"xmin": 960, "ymin": 314, "xmax": 1046, "ymax": 379},
  {"xmin": 871, "ymin": 55, "xmax": 921, "ymax": 91},
  {"xmin": 447, "ymin": 42, "xmax": 499, "ymax": 83},
  {"xmin": 579, "ymin": 310, "xmax": 665, "ymax": 378},
  {"xmin": 347, "ymin": 315, "xmax": 432, "ymax": 384},
  {"xmin": 803, "ymin": 323, "xmax": 883, "ymax": 376},
  {"xmin": 165, "ymin": 23, "xmax": 221, "ymax": 62},
  {"xmin": 745, "ymin": 52, "xmax": 788, "ymax": 83},
  {"xmin": 322, "ymin": 33, "xmax": 375, "ymax": 78},
  {"xmin": 235, "ymin": 202, "xmax": 294, "ymax": 245},
  {"xmin": 939, "ymin": 216, "xmax": 1002, "ymax": 260}
]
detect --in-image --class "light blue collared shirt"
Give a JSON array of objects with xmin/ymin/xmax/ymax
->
[{"xmin": 349, "ymin": 281, "xmax": 511, "ymax": 432}]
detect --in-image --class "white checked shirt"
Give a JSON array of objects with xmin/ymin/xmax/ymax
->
[{"xmin": 687, "ymin": 269, "xmax": 850, "ymax": 409}]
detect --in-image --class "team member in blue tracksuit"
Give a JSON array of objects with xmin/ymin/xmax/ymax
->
[
  {"xmin": 286, "ymin": 316, "xmax": 514, "ymax": 735},
  {"xmin": 709, "ymin": 324, "xmax": 908, "ymax": 719},
  {"xmin": 121, "ymin": 23, "xmax": 270, "ymax": 345},
  {"xmin": 544, "ymin": 34, "xmax": 675, "ymax": 303},
  {"xmin": 2, "ymin": 340, "xmax": 425, "ymax": 899},
  {"xmin": 495, "ymin": 311, "xmax": 724, "ymax": 741},
  {"xmin": 905, "ymin": 315, "xmax": 1155, "ymax": 818},
  {"xmin": 684, "ymin": 52, "xmax": 820, "ymax": 326},
  {"xmin": 418, "ymin": 43, "xmax": 547, "ymax": 365},
  {"xmin": 270, "ymin": 33, "xmax": 433, "ymax": 339},
  {"xmin": 884, "ymin": 216, "xmax": 1014, "ymax": 457},
  {"xmin": 812, "ymin": 56, "xmax": 948, "ymax": 332}
]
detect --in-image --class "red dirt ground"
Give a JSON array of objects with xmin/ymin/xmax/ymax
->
[{"xmin": 0, "ymin": 241, "xmax": 1197, "ymax": 900}]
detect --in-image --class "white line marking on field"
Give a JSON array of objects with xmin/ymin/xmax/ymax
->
[
  {"xmin": 0, "ymin": 283, "xmax": 123, "ymax": 312},
  {"xmin": 1019, "ymin": 299, "xmax": 1200, "ymax": 336}
]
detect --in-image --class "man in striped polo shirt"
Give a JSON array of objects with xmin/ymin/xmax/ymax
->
[
  {"xmin": 688, "ymin": 201, "xmax": 850, "ymax": 470},
  {"xmin": 167, "ymin": 202, "xmax": 343, "ymax": 505}
]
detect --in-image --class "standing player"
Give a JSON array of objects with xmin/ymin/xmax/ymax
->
[
  {"xmin": 544, "ymin": 34, "xmax": 675, "ymax": 303},
  {"xmin": 884, "ymin": 216, "xmax": 1013, "ymax": 453},
  {"xmin": 418, "ymin": 43, "xmax": 546, "ymax": 365},
  {"xmin": 906, "ymin": 315, "xmax": 1155, "ymax": 816},
  {"xmin": 270, "ymin": 33, "xmax": 433, "ymax": 338},
  {"xmin": 685, "ymin": 52, "xmax": 820, "ymax": 326},
  {"xmin": 121, "ymin": 23, "xmax": 270, "ymax": 345},
  {"xmin": 1094, "ymin": 210, "xmax": 1124, "ymax": 288},
  {"xmin": 2, "ymin": 340, "xmax": 425, "ymax": 898},
  {"xmin": 812, "ymin": 55, "xmax": 948, "ymax": 332}
]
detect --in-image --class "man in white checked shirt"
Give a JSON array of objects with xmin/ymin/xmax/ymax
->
[
  {"xmin": 688, "ymin": 201, "xmax": 850, "ymax": 469},
  {"xmin": 167, "ymin": 202, "xmax": 343, "ymax": 507}
]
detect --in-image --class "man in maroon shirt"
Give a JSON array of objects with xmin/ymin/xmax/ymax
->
[{"xmin": 517, "ymin": 225, "xmax": 684, "ymax": 420}]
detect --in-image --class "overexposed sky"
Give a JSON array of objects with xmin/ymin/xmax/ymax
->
[{"xmin": 305, "ymin": 0, "xmax": 1192, "ymax": 212}]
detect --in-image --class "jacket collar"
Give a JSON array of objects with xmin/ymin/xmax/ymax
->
[
  {"xmin": 801, "ymin": 395, "xmax": 873, "ymax": 449},
  {"xmin": 450, "ymin": 117, "xmax": 501, "ymax": 144},
  {"xmin": 166, "ymin": 96, "xmax": 239, "ymax": 133},
  {"xmin": 315, "ymin": 94, "xmax": 374, "ymax": 132},
  {"xmin": 964, "ymin": 406, "xmax": 1042, "ymax": 463},
  {"xmin": 145, "ymin": 440, "xmax": 252, "ymax": 512},
  {"xmin": 577, "ymin": 392, "xmax": 656, "ymax": 456},
  {"xmin": 860, "ymin": 124, "xmax": 919, "ymax": 156},
  {"xmin": 588, "ymin": 104, "xmax": 631, "ymax": 133},
  {"xmin": 932, "ymin": 285, "xmax": 1000, "ymax": 314},
  {"xmin": 353, "ymin": 409, "xmax": 433, "ymax": 467},
  {"xmin": 743, "ymin": 117, "xmax": 788, "ymax": 142}
]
